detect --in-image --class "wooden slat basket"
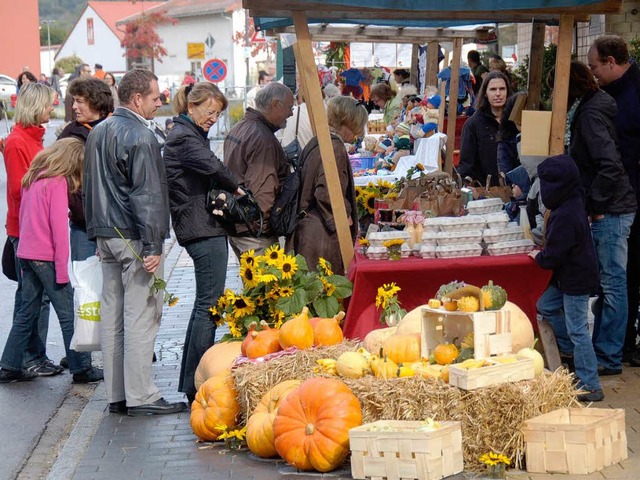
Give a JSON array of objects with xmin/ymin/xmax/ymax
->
[
  {"xmin": 349, "ymin": 420, "xmax": 464, "ymax": 480},
  {"xmin": 523, "ymin": 408, "xmax": 627, "ymax": 474}
]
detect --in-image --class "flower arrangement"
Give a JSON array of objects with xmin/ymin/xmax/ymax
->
[
  {"xmin": 375, "ymin": 282, "xmax": 407, "ymax": 326},
  {"xmin": 479, "ymin": 451, "xmax": 510, "ymax": 479},
  {"xmin": 354, "ymin": 179, "xmax": 400, "ymax": 219},
  {"xmin": 114, "ymin": 227, "xmax": 179, "ymax": 306},
  {"xmin": 357, "ymin": 237, "xmax": 370, "ymax": 255},
  {"xmin": 404, "ymin": 162, "xmax": 426, "ymax": 180},
  {"xmin": 215, "ymin": 424, "xmax": 247, "ymax": 450},
  {"xmin": 211, "ymin": 245, "xmax": 353, "ymax": 341},
  {"xmin": 382, "ymin": 238, "xmax": 405, "ymax": 260}
]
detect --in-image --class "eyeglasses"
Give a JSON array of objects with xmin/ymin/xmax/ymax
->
[{"xmin": 204, "ymin": 110, "xmax": 222, "ymax": 119}]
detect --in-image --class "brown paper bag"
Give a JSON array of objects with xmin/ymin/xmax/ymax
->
[{"xmin": 411, "ymin": 191, "xmax": 439, "ymax": 217}]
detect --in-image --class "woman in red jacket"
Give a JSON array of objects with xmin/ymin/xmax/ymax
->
[{"xmin": 2, "ymin": 82, "xmax": 59, "ymax": 380}]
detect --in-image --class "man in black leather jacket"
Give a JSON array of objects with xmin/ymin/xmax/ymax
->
[{"xmin": 84, "ymin": 69, "xmax": 186, "ymax": 416}]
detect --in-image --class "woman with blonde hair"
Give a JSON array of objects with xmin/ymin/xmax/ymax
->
[
  {"xmin": 163, "ymin": 82, "xmax": 242, "ymax": 404},
  {"xmin": 0, "ymin": 139, "xmax": 103, "ymax": 383},
  {"xmin": 292, "ymin": 96, "xmax": 368, "ymax": 275},
  {"xmin": 1, "ymin": 82, "xmax": 58, "ymax": 380}
]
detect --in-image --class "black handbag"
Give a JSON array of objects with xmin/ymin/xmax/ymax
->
[
  {"xmin": 282, "ymin": 106, "xmax": 302, "ymax": 168},
  {"xmin": 206, "ymin": 188, "xmax": 264, "ymax": 238},
  {"xmin": 2, "ymin": 238, "xmax": 17, "ymax": 282}
]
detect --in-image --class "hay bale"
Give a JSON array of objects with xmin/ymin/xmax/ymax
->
[{"xmin": 231, "ymin": 343, "xmax": 579, "ymax": 471}]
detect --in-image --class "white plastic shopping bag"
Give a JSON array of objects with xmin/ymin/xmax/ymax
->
[{"xmin": 69, "ymin": 255, "xmax": 103, "ymax": 352}]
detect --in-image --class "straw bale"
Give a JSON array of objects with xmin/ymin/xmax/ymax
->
[{"xmin": 231, "ymin": 343, "xmax": 579, "ymax": 471}]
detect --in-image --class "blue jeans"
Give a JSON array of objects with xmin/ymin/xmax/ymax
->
[
  {"xmin": 591, "ymin": 212, "xmax": 635, "ymax": 370},
  {"xmin": 178, "ymin": 236, "xmax": 228, "ymax": 395},
  {"xmin": 9, "ymin": 236, "xmax": 50, "ymax": 367},
  {"xmin": 70, "ymin": 222, "xmax": 97, "ymax": 261},
  {"xmin": 0, "ymin": 260, "xmax": 91, "ymax": 374},
  {"xmin": 537, "ymin": 285, "xmax": 602, "ymax": 392}
]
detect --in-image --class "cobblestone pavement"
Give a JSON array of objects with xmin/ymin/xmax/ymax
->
[{"xmin": 48, "ymin": 239, "xmax": 640, "ymax": 480}]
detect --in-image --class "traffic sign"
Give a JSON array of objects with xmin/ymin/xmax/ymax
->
[
  {"xmin": 202, "ymin": 58, "xmax": 228, "ymax": 83},
  {"xmin": 251, "ymin": 30, "xmax": 266, "ymax": 44}
]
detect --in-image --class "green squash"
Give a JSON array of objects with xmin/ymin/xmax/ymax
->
[{"xmin": 481, "ymin": 281, "xmax": 508, "ymax": 310}]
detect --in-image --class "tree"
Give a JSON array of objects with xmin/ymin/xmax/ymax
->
[
  {"xmin": 232, "ymin": 17, "xmax": 275, "ymax": 59},
  {"xmin": 55, "ymin": 55, "xmax": 84, "ymax": 74},
  {"xmin": 120, "ymin": 10, "xmax": 177, "ymax": 70},
  {"xmin": 39, "ymin": 24, "xmax": 69, "ymax": 46}
]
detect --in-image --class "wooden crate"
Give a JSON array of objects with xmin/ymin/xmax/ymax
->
[
  {"xmin": 523, "ymin": 408, "xmax": 627, "ymax": 474},
  {"xmin": 350, "ymin": 420, "xmax": 464, "ymax": 480},
  {"xmin": 448, "ymin": 355, "xmax": 535, "ymax": 390},
  {"xmin": 421, "ymin": 308, "xmax": 512, "ymax": 360}
]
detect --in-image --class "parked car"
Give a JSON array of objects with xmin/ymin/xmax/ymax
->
[{"xmin": 0, "ymin": 74, "xmax": 17, "ymax": 101}]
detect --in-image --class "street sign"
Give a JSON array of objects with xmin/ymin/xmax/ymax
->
[
  {"xmin": 205, "ymin": 34, "xmax": 215, "ymax": 49},
  {"xmin": 251, "ymin": 30, "xmax": 267, "ymax": 44},
  {"xmin": 202, "ymin": 58, "xmax": 228, "ymax": 83},
  {"xmin": 187, "ymin": 42, "xmax": 205, "ymax": 59}
]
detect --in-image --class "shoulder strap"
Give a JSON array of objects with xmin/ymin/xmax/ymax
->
[{"xmin": 294, "ymin": 106, "xmax": 301, "ymax": 139}]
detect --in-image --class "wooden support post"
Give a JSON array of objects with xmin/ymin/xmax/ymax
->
[
  {"xmin": 410, "ymin": 43, "xmax": 419, "ymax": 87},
  {"xmin": 425, "ymin": 40, "xmax": 439, "ymax": 91},
  {"xmin": 549, "ymin": 15, "xmax": 574, "ymax": 155},
  {"xmin": 537, "ymin": 319, "xmax": 562, "ymax": 372},
  {"xmin": 444, "ymin": 37, "xmax": 462, "ymax": 176},
  {"xmin": 527, "ymin": 22, "xmax": 546, "ymax": 111},
  {"xmin": 293, "ymin": 12, "xmax": 354, "ymax": 272},
  {"xmin": 437, "ymin": 82, "xmax": 446, "ymax": 135},
  {"xmin": 292, "ymin": 42, "xmax": 316, "ymax": 135}
]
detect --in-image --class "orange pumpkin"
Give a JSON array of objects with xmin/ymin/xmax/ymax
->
[
  {"xmin": 279, "ymin": 307, "xmax": 314, "ymax": 350},
  {"xmin": 245, "ymin": 327, "xmax": 282, "ymax": 359},
  {"xmin": 246, "ymin": 379, "xmax": 301, "ymax": 458},
  {"xmin": 241, "ymin": 326, "xmax": 255, "ymax": 356},
  {"xmin": 190, "ymin": 376, "xmax": 240, "ymax": 441},
  {"xmin": 313, "ymin": 311, "xmax": 345, "ymax": 346},
  {"xmin": 433, "ymin": 342, "xmax": 459, "ymax": 365},
  {"xmin": 382, "ymin": 333, "xmax": 421, "ymax": 364},
  {"xmin": 273, "ymin": 377, "xmax": 362, "ymax": 472},
  {"xmin": 194, "ymin": 341, "xmax": 242, "ymax": 390}
]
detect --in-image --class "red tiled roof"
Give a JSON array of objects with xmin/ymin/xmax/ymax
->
[
  {"xmin": 88, "ymin": 1, "xmax": 165, "ymax": 41},
  {"xmin": 119, "ymin": 0, "xmax": 240, "ymax": 23}
]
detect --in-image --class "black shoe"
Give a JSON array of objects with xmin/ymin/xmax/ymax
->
[
  {"xmin": 598, "ymin": 366, "xmax": 622, "ymax": 376},
  {"xmin": 186, "ymin": 393, "xmax": 196, "ymax": 405},
  {"xmin": 26, "ymin": 360, "xmax": 64, "ymax": 376},
  {"xmin": 60, "ymin": 357, "xmax": 68, "ymax": 369},
  {"xmin": 109, "ymin": 400, "xmax": 127, "ymax": 414},
  {"xmin": 0, "ymin": 368, "xmax": 38, "ymax": 383},
  {"xmin": 627, "ymin": 354, "xmax": 640, "ymax": 367},
  {"xmin": 559, "ymin": 353, "xmax": 575, "ymax": 373},
  {"xmin": 73, "ymin": 367, "xmax": 104, "ymax": 384},
  {"xmin": 127, "ymin": 397, "xmax": 188, "ymax": 417},
  {"xmin": 577, "ymin": 389, "xmax": 604, "ymax": 402}
]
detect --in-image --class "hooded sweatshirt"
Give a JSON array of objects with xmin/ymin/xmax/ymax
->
[{"xmin": 535, "ymin": 155, "xmax": 600, "ymax": 295}]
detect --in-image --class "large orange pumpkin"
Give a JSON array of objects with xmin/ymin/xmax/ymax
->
[
  {"xmin": 246, "ymin": 379, "xmax": 301, "ymax": 458},
  {"xmin": 313, "ymin": 311, "xmax": 345, "ymax": 346},
  {"xmin": 190, "ymin": 376, "xmax": 240, "ymax": 441},
  {"xmin": 279, "ymin": 307, "xmax": 314, "ymax": 350},
  {"xmin": 245, "ymin": 327, "xmax": 282, "ymax": 359},
  {"xmin": 194, "ymin": 341, "xmax": 242, "ymax": 390},
  {"xmin": 273, "ymin": 377, "xmax": 362, "ymax": 472},
  {"xmin": 382, "ymin": 333, "xmax": 422, "ymax": 364}
]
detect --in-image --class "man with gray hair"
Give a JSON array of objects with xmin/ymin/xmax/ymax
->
[
  {"xmin": 224, "ymin": 82, "xmax": 294, "ymax": 257},
  {"xmin": 84, "ymin": 69, "xmax": 186, "ymax": 416}
]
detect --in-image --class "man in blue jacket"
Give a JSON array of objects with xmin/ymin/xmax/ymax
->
[{"xmin": 588, "ymin": 36, "xmax": 640, "ymax": 366}]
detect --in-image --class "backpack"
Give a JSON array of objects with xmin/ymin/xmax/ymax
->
[{"xmin": 269, "ymin": 144, "xmax": 309, "ymax": 237}]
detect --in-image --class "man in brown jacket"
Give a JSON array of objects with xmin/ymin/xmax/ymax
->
[{"xmin": 224, "ymin": 82, "xmax": 294, "ymax": 258}]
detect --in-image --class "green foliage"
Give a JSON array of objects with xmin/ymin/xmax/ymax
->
[
  {"xmin": 39, "ymin": 24, "xmax": 69, "ymax": 46},
  {"xmin": 630, "ymin": 38, "xmax": 640, "ymax": 63},
  {"xmin": 323, "ymin": 42, "xmax": 349, "ymax": 68},
  {"xmin": 55, "ymin": 55, "xmax": 84, "ymax": 75}
]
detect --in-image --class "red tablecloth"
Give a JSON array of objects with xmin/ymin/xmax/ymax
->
[{"xmin": 343, "ymin": 252, "xmax": 552, "ymax": 340}]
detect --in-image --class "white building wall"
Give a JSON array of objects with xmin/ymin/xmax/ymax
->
[{"xmin": 55, "ymin": 6, "xmax": 127, "ymax": 72}]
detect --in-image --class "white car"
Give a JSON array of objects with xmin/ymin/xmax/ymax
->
[{"xmin": 0, "ymin": 74, "xmax": 17, "ymax": 101}]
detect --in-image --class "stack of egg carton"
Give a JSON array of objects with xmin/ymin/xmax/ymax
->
[
  {"xmin": 366, "ymin": 230, "xmax": 412, "ymax": 260},
  {"xmin": 419, "ymin": 215, "xmax": 485, "ymax": 259},
  {"xmin": 468, "ymin": 198, "xmax": 534, "ymax": 255}
]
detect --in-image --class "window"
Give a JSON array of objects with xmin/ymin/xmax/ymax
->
[{"xmin": 87, "ymin": 18, "xmax": 94, "ymax": 45}]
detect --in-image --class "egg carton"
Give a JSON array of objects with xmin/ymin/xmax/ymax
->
[
  {"xmin": 401, "ymin": 243, "xmax": 412, "ymax": 258},
  {"xmin": 419, "ymin": 244, "xmax": 437, "ymax": 259},
  {"xmin": 366, "ymin": 246, "xmax": 388, "ymax": 260},
  {"xmin": 466, "ymin": 198, "xmax": 504, "ymax": 215},
  {"xmin": 485, "ymin": 212, "xmax": 510, "ymax": 230},
  {"xmin": 368, "ymin": 230, "xmax": 411, "ymax": 248},
  {"xmin": 487, "ymin": 239, "xmax": 535, "ymax": 256},
  {"xmin": 421, "ymin": 231, "xmax": 438, "ymax": 246},
  {"xmin": 482, "ymin": 226, "xmax": 525, "ymax": 244},
  {"xmin": 437, "ymin": 215, "xmax": 487, "ymax": 232},
  {"xmin": 436, "ymin": 229, "xmax": 483, "ymax": 246},
  {"xmin": 423, "ymin": 217, "xmax": 448, "ymax": 232},
  {"xmin": 436, "ymin": 243, "xmax": 483, "ymax": 258}
]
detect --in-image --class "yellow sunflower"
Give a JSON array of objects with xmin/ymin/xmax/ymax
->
[
  {"xmin": 363, "ymin": 191, "xmax": 377, "ymax": 214},
  {"xmin": 266, "ymin": 286, "xmax": 280, "ymax": 300},
  {"xmin": 278, "ymin": 286, "xmax": 294, "ymax": 298},
  {"xmin": 256, "ymin": 273, "xmax": 278, "ymax": 284},
  {"xmin": 321, "ymin": 277, "xmax": 336, "ymax": 296},
  {"xmin": 416, "ymin": 163, "xmax": 425, "ymax": 171},
  {"xmin": 240, "ymin": 264, "xmax": 258, "ymax": 288},
  {"xmin": 355, "ymin": 186, "xmax": 363, "ymax": 200},
  {"xmin": 265, "ymin": 244, "xmax": 283, "ymax": 265},
  {"xmin": 209, "ymin": 306, "xmax": 225, "ymax": 326},
  {"xmin": 229, "ymin": 322, "xmax": 243, "ymax": 338},
  {"xmin": 317, "ymin": 257, "xmax": 333, "ymax": 276},
  {"xmin": 240, "ymin": 249, "xmax": 257, "ymax": 267},
  {"xmin": 232, "ymin": 295, "xmax": 255, "ymax": 318},
  {"xmin": 377, "ymin": 179, "xmax": 394, "ymax": 190},
  {"xmin": 278, "ymin": 254, "xmax": 298, "ymax": 280},
  {"xmin": 217, "ymin": 289, "xmax": 234, "ymax": 310},
  {"xmin": 272, "ymin": 309, "xmax": 286, "ymax": 329}
]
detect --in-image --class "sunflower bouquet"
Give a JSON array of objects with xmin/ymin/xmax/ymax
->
[
  {"xmin": 375, "ymin": 282, "xmax": 406, "ymax": 326},
  {"xmin": 354, "ymin": 179, "xmax": 401, "ymax": 220},
  {"xmin": 211, "ymin": 245, "xmax": 353, "ymax": 341}
]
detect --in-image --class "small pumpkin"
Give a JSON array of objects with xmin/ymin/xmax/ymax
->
[
  {"xmin": 245, "ymin": 326, "xmax": 282, "ymax": 359},
  {"xmin": 190, "ymin": 376, "xmax": 240, "ymax": 441},
  {"xmin": 481, "ymin": 281, "xmax": 508, "ymax": 310},
  {"xmin": 273, "ymin": 378, "xmax": 363, "ymax": 472},
  {"xmin": 362, "ymin": 326, "xmax": 397, "ymax": 353},
  {"xmin": 279, "ymin": 307, "xmax": 314, "ymax": 350},
  {"xmin": 382, "ymin": 333, "xmax": 421, "ymax": 365},
  {"xmin": 194, "ymin": 341, "xmax": 242, "ymax": 390},
  {"xmin": 371, "ymin": 354, "xmax": 398, "ymax": 379},
  {"xmin": 313, "ymin": 311, "xmax": 345, "ymax": 346},
  {"xmin": 335, "ymin": 351, "xmax": 371, "ymax": 378},
  {"xmin": 246, "ymin": 379, "xmax": 301, "ymax": 458},
  {"xmin": 433, "ymin": 342, "xmax": 459, "ymax": 365}
]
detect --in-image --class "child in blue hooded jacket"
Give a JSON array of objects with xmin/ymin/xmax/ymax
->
[{"xmin": 529, "ymin": 154, "xmax": 603, "ymax": 402}]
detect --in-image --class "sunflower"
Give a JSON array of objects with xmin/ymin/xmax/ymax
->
[
  {"xmin": 278, "ymin": 286, "xmax": 294, "ymax": 298},
  {"xmin": 363, "ymin": 191, "xmax": 377, "ymax": 214},
  {"xmin": 278, "ymin": 254, "xmax": 298, "ymax": 280},
  {"xmin": 377, "ymin": 179, "xmax": 394, "ymax": 190},
  {"xmin": 255, "ymin": 273, "xmax": 278, "ymax": 284},
  {"xmin": 317, "ymin": 257, "xmax": 333, "ymax": 276},
  {"xmin": 217, "ymin": 289, "xmax": 234, "ymax": 310},
  {"xmin": 355, "ymin": 186, "xmax": 363, "ymax": 200},
  {"xmin": 264, "ymin": 244, "xmax": 283, "ymax": 265},
  {"xmin": 358, "ymin": 238, "xmax": 370, "ymax": 247},
  {"xmin": 240, "ymin": 249, "xmax": 257, "ymax": 267},
  {"xmin": 167, "ymin": 294, "xmax": 180, "ymax": 307},
  {"xmin": 416, "ymin": 163, "xmax": 425, "ymax": 171},
  {"xmin": 265, "ymin": 286, "xmax": 280, "ymax": 300},
  {"xmin": 321, "ymin": 277, "xmax": 336, "ymax": 296},
  {"xmin": 240, "ymin": 264, "xmax": 258, "ymax": 288},
  {"xmin": 272, "ymin": 309, "xmax": 285, "ymax": 329},
  {"xmin": 381, "ymin": 282, "xmax": 401, "ymax": 296},
  {"xmin": 232, "ymin": 295, "xmax": 255, "ymax": 318},
  {"xmin": 209, "ymin": 306, "xmax": 225, "ymax": 326},
  {"xmin": 382, "ymin": 238, "xmax": 405, "ymax": 248},
  {"xmin": 229, "ymin": 322, "xmax": 243, "ymax": 338}
]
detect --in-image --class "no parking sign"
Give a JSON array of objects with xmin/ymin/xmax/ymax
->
[{"xmin": 202, "ymin": 58, "xmax": 227, "ymax": 83}]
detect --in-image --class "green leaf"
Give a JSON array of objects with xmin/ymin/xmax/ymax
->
[
  {"xmin": 313, "ymin": 296, "xmax": 340, "ymax": 318},
  {"xmin": 295, "ymin": 254, "xmax": 309, "ymax": 273},
  {"xmin": 326, "ymin": 274, "xmax": 353, "ymax": 299},
  {"xmin": 277, "ymin": 288, "xmax": 307, "ymax": 316},
  {"xmin": 220, "ymin": 333, "xmax": 237, "ymax": 342},
  {"xmin": 242, "ymin": 315, "xmax": 260, "ymax": 329},
  {"xmin": 304, "ymin": 277, "xmax": 324, "ymax": 300}
]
